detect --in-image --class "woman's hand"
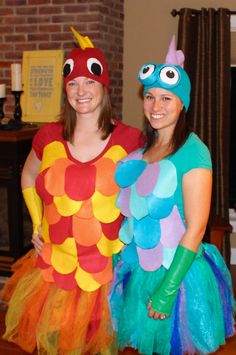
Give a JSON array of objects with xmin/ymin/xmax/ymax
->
[
  {"xmin": 31, "ymin": 226, "xmax": 44, "ymax": 255},
  {"xmin": 147, "ymin": 300, "xmax": 169, "ymax": 320}
]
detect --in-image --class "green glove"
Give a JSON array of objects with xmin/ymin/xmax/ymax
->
[
  {"xmin": 151, "ymin": 245, "xmax": 196, "ymax": 315},
  {"xmin": 22, "ymin": 186, "xmax": 42, "ymax": 234}
]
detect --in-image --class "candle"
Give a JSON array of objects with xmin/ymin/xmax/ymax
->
[
  {"xmin": 11, "ymin": 63, "xmax": 22, "ymax": 91},
  {"xmin": 0, "ymin": 84, "xmax": 6, "ymax": 98}
]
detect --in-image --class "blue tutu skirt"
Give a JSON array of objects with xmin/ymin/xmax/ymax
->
[{"xmin": 109, "ymin": 243, "xmax": 235, "ymax": 355}]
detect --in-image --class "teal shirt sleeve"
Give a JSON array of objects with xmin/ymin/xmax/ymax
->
[
  {"xmin": 170, "ymin": 133, "xmax": 212, "ymax": 220},
  {"xmin": 174, "ymin": 133, "xmax": 212, "ymax": 174}
]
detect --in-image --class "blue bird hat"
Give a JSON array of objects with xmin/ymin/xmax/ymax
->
[{"xmin": 138, "ymin": 36, "xmax": 191, "ymax": 111}]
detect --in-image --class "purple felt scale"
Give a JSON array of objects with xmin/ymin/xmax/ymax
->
[
  {"xmin": 117, "ymin": 187, "xmax": 132, "ymax": 217},
  {"xmin": 160, "ymin": 206, "xmax": 185, "ymax": 248},
  {"xmin": 136, "ymin": 162, "xmax": 160, "ymax": 196},
  {"xmin": 137, "ymin": 243, "xmax": 163, "ymax": 271}
]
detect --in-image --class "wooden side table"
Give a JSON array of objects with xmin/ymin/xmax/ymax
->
[{"xmin": 0, "ymin": 125, "xmax": 38, "ymax": 274}]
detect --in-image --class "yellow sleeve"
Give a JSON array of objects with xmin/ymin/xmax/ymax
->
[{"xmin": 22, "ymin": 187, "xmax": 42, "ymax": 234}]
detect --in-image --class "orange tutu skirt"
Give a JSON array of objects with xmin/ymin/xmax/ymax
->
[{"xmin": 1, "ymin": 250, "xmax": 117, "ymax": 354}]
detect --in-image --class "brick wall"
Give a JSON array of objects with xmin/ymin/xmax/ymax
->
[{"xmin": 0, "ymin": 0, "xmax": 124, "ymax": 120}]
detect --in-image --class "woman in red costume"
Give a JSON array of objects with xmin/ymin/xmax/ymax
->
[{"xmin": 2, "ymin": 28, "xmax": 144, "ymax": 354}]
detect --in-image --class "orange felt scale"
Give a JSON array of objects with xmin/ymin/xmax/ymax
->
[
  {"xmin": 72, "ymin": 215, "xmax": 102, "ymax": 246},
  {"xmin": 75, "ymin": 199, "xmax": 94, "ymax": 219},
  {"xmin": 94, "ymin": 157, "xmax": 119, "ymax": 195},
  {"xmin": 41, "ymin": 243, "xmax": 52, "ymax": 264},
  {"xmin": 44, "ymin": 158, "xmax": 72, "ymax": 196},
  {"xmin": 44, "ymin": 202, "xmax": 61, "ymax": 225}
]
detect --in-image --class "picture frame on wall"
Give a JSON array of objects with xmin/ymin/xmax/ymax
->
[{"xmin": 21, "ymin": 50, "xmax": 64, "ymax": 123}]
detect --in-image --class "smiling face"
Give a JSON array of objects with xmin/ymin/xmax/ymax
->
[
  {"xmin": 66, "ymin": 76, "xmax": 104, "ymax": 117},
  {"xmin": 143, "ymin": 87, "xmax": 184, "ymax": 134}
]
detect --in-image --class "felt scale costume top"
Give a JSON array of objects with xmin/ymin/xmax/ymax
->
[
  {"xmin": 33, "ymin": 120, "xmax": 143, "ymax": 292},
  {"xmin": 115, "ymin": 132, "xmax": 211, "ymax": 272}
]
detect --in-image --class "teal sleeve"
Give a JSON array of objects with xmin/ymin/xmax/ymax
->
[{"xmin": 181, "ymin": 134, "xmax": 212, "ymax": 173}]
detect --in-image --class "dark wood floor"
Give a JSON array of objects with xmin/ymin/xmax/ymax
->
[{"xmin": 0, "ymin": 268, "xmax": 235, "ymax": 355}]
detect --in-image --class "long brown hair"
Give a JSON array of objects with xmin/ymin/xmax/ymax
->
[
  {"xmin": 59, "ymin": 87, "xmax": 114, "ymax": 142},
  {"xmin": 143, "ymin": 109, "xmax": 192, "ymax": 155}
]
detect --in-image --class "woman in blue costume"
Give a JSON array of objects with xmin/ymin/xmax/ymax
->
[{"xmin": 109, "ymin": 36, "xmax": 235, "ymax": 355}]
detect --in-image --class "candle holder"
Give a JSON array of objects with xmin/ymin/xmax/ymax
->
[
  {"xmin": 12, "ymin": 90, "xmax": 23, "ymax": 121},
  {"xmin": 0, "ymin": 97, "xmax": 6, "ymax": 119}
]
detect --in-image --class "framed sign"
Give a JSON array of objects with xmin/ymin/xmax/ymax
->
[{"xmin": 21, "ymin": 50, "xmax": 64, "ymax": 123}]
